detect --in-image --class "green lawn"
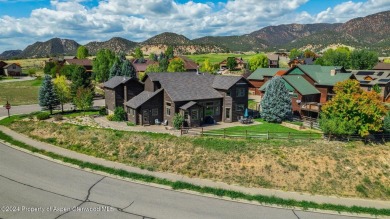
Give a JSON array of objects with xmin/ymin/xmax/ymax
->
[
  {"xmin": 186, "ymin": 53, "xmax": 258, "ymax": 64},
  {"xmin": 206, "ymin": 119, "xmax": 322, "ymax": 139},
  {"xmin": 0, "ymin": 79, "xmax": 42, "ymax": 106}
]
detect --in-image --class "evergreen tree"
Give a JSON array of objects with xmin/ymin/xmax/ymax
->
[
  {"xmin": 260, "ymin": 77, "xmax": 292, "ymax": 123},
  {"xmin": 159, "ymin": 58, "xmax": 169, "ymax": 72},
  {"xmin": 39, "ymin": 75, "xmax": 60, "ymax": 114},
  {"xmin": 121, "ymin": 60, "xmax": 136, "ymax": 78},
  {"xmin": 165, "ymin": 46, "xmax": 174, "ymax": 59},
  {"xmin": 109, "ymin": 60, "xmax": 122, "ymax": 78},
  {"xmin": 134, "ymin": 47, "xmax": 144, "ymax": 59},
  {"xmin": 70, "ymin": 66, "xmax": 93, "ymax": 102}
]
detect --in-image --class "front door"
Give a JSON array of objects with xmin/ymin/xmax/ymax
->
[{"xmin": 143, "ymin": 109, "xmax": 150, "ymax": 125}]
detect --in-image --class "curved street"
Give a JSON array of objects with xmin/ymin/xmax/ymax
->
[{"xmin": 0, "ymin": 142, "xmax": 373, "ymax": 219}]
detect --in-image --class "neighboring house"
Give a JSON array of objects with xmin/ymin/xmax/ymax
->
[
  {"xmin": 351, "ymin": 70, "xmax": 390, "ymax": 102},
  {"xmin": 179, "ymin": 56, "xmax": 198, "ymax": 72},
  {"xmin": 124, "ymin": 72, "xmax": 251, "ymax": 127},
  {"xmin": 247, "ymin": 68, "xmax": 289, "ymax": 95},
  {"xmin": 103, "ymin": 76, "xmax": 144, "ymax": 114},
  {"xmin": 288, "ymin": 57, "xmax": 316, "ymax": 68},
  {"xmin": 373, "ymin": 62, "xmax": 390, "ymax": 71},
  {"xmin": 0, "ymin": 61, "xmax": 7, "ymax": 75},
  {"xmin": 219, "ymin": 57, "xmax": 247, "ymax": 70},
  {"xmin": 3, "ymin": 63, "xmax": 22, "ymax": 76},
  {"xmin": 64, "ymin": 59, "xmax": 93, "ymax": 73},
  {"xmin": 132, "ymin": 59, "xmax": 158, "ymax": 77},
  {"xmin": 260, "ymin": 65, "xmax": 353, "ymax": 118},
  {"xmin": 267, "ymin": 54, "xmax": 279, "ymax": 68}
]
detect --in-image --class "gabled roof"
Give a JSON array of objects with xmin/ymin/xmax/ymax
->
[
  {"xmin": 126, "ymin": 89, "xmax": 163, "ymax": 109},
  {"xmin": 179, "ymin": 101, "xmax": 198, "ymax": 110},
  {"xmin": 212, "ymin": 75, "xmax": 246, "ymax": 90},
  {"xmin": 65, "ymin": 59, "xmax": 92, "ymax": 66},
  {"xmin": 288, "ymin": 65, "xmax": 352, "ymax": 86},
  {"xmin": 282, "ymin": 75, "xmax": 320, "ymax": 95},
  {"xmin": 0, "ymin": 61, "xmax": 7, "ymax": 68},
  {"xmin": 373, "ymin": 62, "xmax": 390, "ymax": 70},
  {"xmin": 178, "ymin": 56, "xmax": 198, "ymax": 71},
  {"xmin": 3, "ymin": 63, "xmax": 19, "ymax": 68},
  {"xmin": 104, "ymin": 76, "xmax": 136, "ymax": 89},
  {"xmin": 132, "ymin": 59, "xmax": 157, "ymax": 72},
  {"xmin": 351, "ymin": 70, "xmax": 390, "ymax": 85},
  {"xmin": 267, "ymin": 54, "xmax": 279, "ymax": 61},
  {"xmin": 247, "ymin": 68, "xmax": 288, "ymax": 80},
  {"xmin": 146, "ymin": 72, "xmax": 224, "ymax": 102},
  {"xmin": 259, "ymin": 78, "xmax": 294, "ymax": 92}
]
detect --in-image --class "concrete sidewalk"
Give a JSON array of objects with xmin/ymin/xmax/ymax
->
[{"xmin": 0, "ymin": 125, "xmax": 389, "ymax": 209}]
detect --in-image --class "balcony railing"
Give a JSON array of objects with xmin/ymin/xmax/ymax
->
[{"xmin": 301, "ymin": 102, "xmax": 321, "ymax": 112}]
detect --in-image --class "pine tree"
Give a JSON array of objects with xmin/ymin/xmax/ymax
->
[
  {"xmin": 260, "ymin": 77, "xmax": 292, "ymax": 123},
  {"xmin": 39, "ymin": 75, "xmax": 60, "ymax": 114},
  {"xmin": 109, "ymin": 60, "xmax": 122, "ymax": 78},
  {"xmin": 121, "ymin": 60, "xmax": 136, "ymax": 78},
  {"xmin": 70, "ymin": 66, "xmax": 93, "ymax": 103}
]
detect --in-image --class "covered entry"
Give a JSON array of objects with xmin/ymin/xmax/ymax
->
[{"xmin": 179, "ymin": 101, "xmax": 203, "ymax": 127}]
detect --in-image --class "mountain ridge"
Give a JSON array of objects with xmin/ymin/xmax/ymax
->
[{"xmin": 1, "ymin": 10, "xmax": 389, "ymax": 59}]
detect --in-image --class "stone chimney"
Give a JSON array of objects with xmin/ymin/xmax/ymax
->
[{"xmin": 330, "ymin": 69, "xmax": 336, "ymax": 76}]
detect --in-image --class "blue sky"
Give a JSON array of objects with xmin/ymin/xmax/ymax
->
[{"xmin": 0, "ymin": 0, "xmax": 389, "ymax": 52}]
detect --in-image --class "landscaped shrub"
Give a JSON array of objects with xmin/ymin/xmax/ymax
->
[
  {"xmin": 384, "ymin": 113, "xmax": 390, "ymax": 133},
  {"xmin": 112, "ymin": 107, "xmax": 126, "ymax": 121},
  {"xmin": 99, "ymin": 106, "xmax": 107, "ymax": 116},
  {"xmin": 53, "ymin": 114, "xmax": 63, "ymax": 121},
  {"xmin": 106, "ymin": 114, "xmax": 114, "ymax": 121},
  {"xmin": 173, "ymin": 113, "xmax": 184, "ymax": 129},
  {"xmin": 36, "ymin": 112, "xmax": 50, "ymax": 120},
  {"xmin": 127, "ymin": 122, "xmax": 135, "ymax": 126}
]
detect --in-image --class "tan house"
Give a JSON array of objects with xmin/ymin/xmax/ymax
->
[
  {"xmin": 3, "ymin": 63, "xmax": 22, "ymax": 76},
  {"xmin": 219, "ymin": 57, "xmax": 247, "ymax": 70},
  {"xmin": 351, "ymin": 70, "xmax": 390, "ymax": 102}
]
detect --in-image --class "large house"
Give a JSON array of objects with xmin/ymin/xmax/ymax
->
[
  {"xmin": 259, "ymin": 65, "xmax": 353, "ymax": 118},
  {"xmin": 351, "ymin": 70, "xmax": 390, "ymax": 102},
  {"xmin": 247, "ymin": 68, "xmax": 289, "ymax": 95},
  {"xmin": 267, "ymin": 54, "xmax": 279, "ymax": 68},
  {"xmin": 219, "ymin": 57, "xmax": 247, "ymax": 70},
  {"xmin": 2, "ymin": 63, "xmax": 22, "ymax": 76},
  {"xmin": 373, "ymin": 62, "xmax": 390, "ymax": 71},
  {"xmin": 64, "ymin": 58, "xmax": 93, "ymax": 73},
  {"xmin": 104, "ymin": 72, "xmax": 251, "ymax": 127}
]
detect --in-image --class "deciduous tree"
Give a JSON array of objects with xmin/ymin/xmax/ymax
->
[
  {"xmin": 320, "ymin": 79, "xmax": 387, "ymax": 136},
  {"xmin": 289, "ymin": 48, "xmax": 303, "ymax": 59},
  {"xmin": 260, "ymin": 77, "xmax": 292, "ymax": 123},
  {"xmin": 248, "ymin": 54, "xmax": 268, "ymax": 71},
  {"xmin": 134, "ymin": 47, "xmax": 144, "ymax": 59},
  {"xmin": 39, "ymin": 75, "xmax": 60, "ymax": 114},
  {"xmin": 351, "ymin": 49, "xmax": 378, "ymax": 70},
  {"xmin": 70, "ymin": 66, "xmax": 93, "ymax": 102},
  {"xmin": 145, "ymin": 63, "xmax": 161, "ymax": 73},
  {"xmin": 226, "ymin": 57, "xmax": 237, "ymax": 70},
  {"xmin": 93, "ymin": 49, "xmax": 116, "ymax": 82},
  {"xmin": 53, "ymin": 75, "xmax": 71, "ymax": 112},
  {"xmin": 77, "ymin": 46, "xmax": 89, "ymax": 59},
  {"xmin": 200, "ymin": 59, "xmax": 214, "ymax": 73},
  {"xmin": 167, "ymin": 58, "xmax": 185, "ymax": 72},
  {"xmin": 73, "ymin": 87, "xmax": 93, "ymax": 113}
]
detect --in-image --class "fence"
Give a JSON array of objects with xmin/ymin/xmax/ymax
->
[{"xmin": 200, "ymin": 128, "xmax": 322, "ymax": 140}]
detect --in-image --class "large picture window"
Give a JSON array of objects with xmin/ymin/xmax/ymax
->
[{"xmin": 236, "ymin": 88, "xmax": 246, "ymax": 97}]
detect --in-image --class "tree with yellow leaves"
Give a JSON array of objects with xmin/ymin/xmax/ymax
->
[{"xmin": 320, "ymin": 79, "xmax": 387, "ymax": 137}]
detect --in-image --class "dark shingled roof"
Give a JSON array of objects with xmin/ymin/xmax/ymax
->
[
  {"xmin": 373, "ymin": 62, "xmax": 390, "ymax": 70},
  {"xmin": 146, "ymin": 72, "xmax": 223, "ymax": 102},
  {"xmin": 126, "ymin": 89, "xmax": 163, "ymax": 109},
  {"xmin": 103, "ymin": 76, "xmax": 132, "ymax": 89},
  {"xmin": 65, "ymin": 58, "xmax": 92, "ymax": 66},
  {"xmin": 179, "ymin": 101, "xmax": 198, "ymax": 110},
  {"xmin": 212, "ymin": 75, "xmax": 243, "ymax": 90}
]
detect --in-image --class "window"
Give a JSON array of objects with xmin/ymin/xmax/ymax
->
[
  {"xmin": 152, "ymin": 108, "xmax": 158, "ymax": 116},
  {"xmin": 127, "ymin": 108, "xmax": 135, "ymax": 116},
  {"xmin": 166, "ymin": 102, "xmax": 171, "ymax": 116},
  {"xmin": 226, "ymin": 91, "xmax": 231, "ymax": 96},
  {"xmin": 12, "ymin": 65, "xmax": 16, "ymax": 69},
  {"xmin": 184, "ymin": 111, "xmax": 189, "ymax": 120},
  {"xmin": 236, "ymin": 88, "xmax": 246, "ymax": 97},
  {"xmin": 226, "ymin": 108, "xmax": 231, "ymax": 119},
  {"xmin": 236, "ymin": 104, "xmax": 245, "ymax": 112},
  {"xmin": 191, "ymin": 109, "xmax": 198, "ymax": 120},
  {"xmin": 214, "ymin": 106, "xmax": 220, "ymax": 115}
]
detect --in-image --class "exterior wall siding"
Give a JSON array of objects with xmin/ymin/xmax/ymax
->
[
  {"xmin": 104, "ymin": 89, "xmax": 116, "ymax": 113},
  {"xmin": 144, "ymin": 77, "xmax": 155, "ymax": 92}
]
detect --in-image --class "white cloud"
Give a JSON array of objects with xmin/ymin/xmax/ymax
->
[{"xmin": 0, "ymin": 0, "xmax": 389, "ymax": 52}]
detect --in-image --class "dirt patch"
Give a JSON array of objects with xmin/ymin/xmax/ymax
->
[{"xmin": 9, "ymin": 120, "xmax": 390, "ymax": 200}]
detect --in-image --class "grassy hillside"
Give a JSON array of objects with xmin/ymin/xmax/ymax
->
[{"xmin": 186, "ymin": 53, "xmax": 258, "ymax": 64}]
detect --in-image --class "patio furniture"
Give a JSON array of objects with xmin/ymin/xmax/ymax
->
[
  {"xmin": 155, "ymin": 119, "xmax": 161, "ymax": 125},
  {"xmin": 161, "ymin": 120, "xmax": 168, "ymax": 126}
]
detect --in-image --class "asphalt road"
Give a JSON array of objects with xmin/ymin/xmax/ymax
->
[
  {"xmin": 0, "ymin": 143, "xmax": 371, "ymax": 219},
  {"xmin": 0, "ymin": 99, "xmax": 105, "ymax": 117}
]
